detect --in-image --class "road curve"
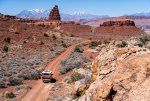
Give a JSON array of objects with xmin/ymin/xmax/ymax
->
[{"xmin": 21, "ymin": 40, "xmax": 90, "ymax": 101}]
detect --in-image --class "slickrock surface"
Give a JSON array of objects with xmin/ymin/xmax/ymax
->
[{"xmin": 76, "ymin": 37, "xmax": 150, "ymax": 101}]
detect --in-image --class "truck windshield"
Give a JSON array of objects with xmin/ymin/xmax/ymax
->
[{"xmin": 43, "ymin": 73, "xmax": 51, "ymax": 75}]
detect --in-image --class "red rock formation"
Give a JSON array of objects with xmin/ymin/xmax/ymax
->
[
  {"xmin": 49, "ymin": 5, "xmax": 61, "ymax": 21},
  {"xmin": 100, "ymin": 20, "xmax": 135, "ymax": 27}
]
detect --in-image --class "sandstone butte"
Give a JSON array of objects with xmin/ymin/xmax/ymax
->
[{"xmin": 49, "ymin": 5, "xmax": 61, "ymax": 21}]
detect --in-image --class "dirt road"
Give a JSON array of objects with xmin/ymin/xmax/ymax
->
[{"xmin": 21, "ymin": 40, "xmax": 90, "ymax": 101}]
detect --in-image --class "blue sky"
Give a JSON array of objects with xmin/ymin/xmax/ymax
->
[{"xmin": 0, "ymin": 0, "xmax": 150, "ymax": 16}]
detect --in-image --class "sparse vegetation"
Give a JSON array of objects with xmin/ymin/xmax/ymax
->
[
  {"xmin": 2, "ymin": 46, "xmax": 9, "ymax": 52},
  {"xmin": 139, "ymin": 35, "xmax": 150, "ymax": 44},
  {"xmin": 89, "ymin": 41, "xmax": 102, "ymax": 47},
  {"xmin": 0, "ymin": 80, "xmax": 6, "ymax": 88},
  {"xmin": 14, "ymin": 32, "xmax": 20, "ymax": 34},
  {"xmin": 44, "ymin": 33, "xmax": 49, "ymax": 37},
  {"xmin": 18, "ymin": 71, "xmax": 40, "ymax": 80},
  {"xmin": 40, "ymin": 41, "xmax": 44, "ymax": 45},
  {"xmin": 60, "ymin": 52, "xmax": 88, "ymax": 74},
  {"xmin": 62, "ymin": 43, "xmax": 67, "ymax": 48},
  {"xmin": 52, "ymin": 35, "xmax": 57, "ymax": 40},
  {"xmin": 15, "ymin": 85, "xmax": 31, "ymax": 91},
  {"xmin": 74, "ymin": 46, "xmax": 84, "ymax": 53},
  {"xmin": 116, "ymin": 41, "xmax": 128, "ymax": 48},
  {"xmin": 103, "ymin": 40, "xmax": 110, "ymax": 44},
  {"xmin": 70, "ymin": 72, "xmax": 84, "ymax": 82},
  {"xmin": 8, "ymin": 77, "xmax": 23, "ymax": 86},
  {"xmin": 5, "ymin": 92, "xmax": 16, "ymax": 99},
  {"xmin": 4, "ymin": 37, "xmax": 11, "ymax": 43},
  {"xmin": 70, "ymin": 34, "xmax": 74, "ymax": 37}
]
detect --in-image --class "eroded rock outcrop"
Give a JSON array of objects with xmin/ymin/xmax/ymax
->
[
  {"xmin": 94, "ymin": 20, "xmax": 144, "ymax": 38},
  {"xmin": 49, "ymin": 5, "xmax": 61, "ymax": 21},
  {"xmin": 100, "ymin": 20, "xmax": 135, "ymax": 27},
  {"xmin": 76, "ymin": 39, "xmax": 150, "ymax": 101}
]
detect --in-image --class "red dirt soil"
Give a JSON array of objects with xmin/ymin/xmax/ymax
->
[{"xmin": 21, "ymin": 40, "xmax": 90, "ymax": 101}]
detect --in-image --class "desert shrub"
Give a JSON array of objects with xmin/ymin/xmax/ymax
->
[
  {"xmin": 4, "ymin": 37, "xmax": 11, "ymax": 43},
  {"xmin": 14, "ymin": 32, "xmax": 20, "ymax": 34},
  {"xmin": 74, "ymin": 88, "xmax": 87, "ymax": 98},
  {"xmin": 70, "ymin": 72, "xmax": 84, "ymax": 82},
  {"xmin": 44, "ymin": 33, "xmax": 49, "ymax": 37},
  {"xmin": 52, "ymin": 35, "xmax": 57, "ymax": 40},
  {"xmin": 23, "ymin": 41, "xmax": 27, "ymax": 44},
  {"xmin": 74, "ymin": 46, "xmax": 84, "ymax": 53},
  {"xmin": 5, "ymin": 92, "xmax": 15, "ymax": 99},
  {"xmin": 60, "ymin": 61, "xmax": 82, "ymax": 74},
  {"xmin": 18, "ymin": 71, "xmax": 40, "ymax": 80},
  {"xmin": 89, "ymin": 41, "xmax": 101, "ymax": 47},
  {"xmin": 116, "ymin": 41, "xmax": 128, "ymax": 48},
  {"xmin": 70, "ymin": 34, "xmax": 74, "ymax": 37},
  {"xmin": 83, "ymin": 75, "xmax": 93, "ymax": 84},
  {"xmin": 2, "ymin": 46, "xmax": 9, "ymax": 52},
  {"xmin": 103, "ymin": 41, "xmax": 110, "ymax": 44},
  {"xmin": 40, "ymin": 41, "xmax": 44, "ymax": 45},
  {"xmin": 0, "ymin": 80, "xmax": 6, "ymax": 88},
  {"xmin": 30, "ymin": 72, "xmax": 41, "ymax": 80},
  {"xmin": 62, "ymin": 43, "xmax": 67, "ymax": 48},
  {"xmin": 60, "ymin": 52, "xmax": 88, "ymax": 74},
  {"xmin": 8, "ymin": 77, "xmax": 23, "ymax": 86},
  {"xmin": 15, "ymin": 85, "xmax": 31, "ymax": 91},
  {"xmin": 50, "ymin": 48, "xmax": 54, "ymax": 51},
  {"xmin": 134, "ymin": 41, "xmax": 143, "ymax": 47},
  {"xmin": 139, "ymin": 35, "xmax": 150, "ymax": 44}
]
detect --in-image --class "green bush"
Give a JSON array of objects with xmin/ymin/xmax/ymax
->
[
  {"xmin": 5, "ymin": 92, "xmax": 15, "ymax": 99},
  {"xmin": 8, "ymin": 77, "xmax": 23, "ymax": 86},
  {"xmin": 70, "ymin": 72, "xmax": 84, "ymax": 82},
  {"xmin": 44, "ymin": 33, "xmax": 49, "ymax": 37},
  {"xmin": 3, "ymin": 46, "xmax": 9, "ymax": 52},
  {"xmin": 103, "ymin": 41, "xmax": 110, "ymax": 44},
  {"xmin": 0, "ymin": 81, "xmax": 6, "ymax": 88},
  {"xmin": 139, "ymin": 35, "xmax": 150, "ymax": 44},
  {"xmin": 62, "ymin": 43, "xmax": 67, "ymax": 48},
  {"xmin": 4, "ymin": 37, "xmax": 11, "ymax": 43},
  {"xmin": 116, "ymin": 41, "xmax": 128, "ymax": 48},
  {"xmin": 74, "ymin": 46, "xmax": 84, "ymax": 53},
  {"xmin": 89, "ymin": 41, "xmax": 101, "ymax": 47}
]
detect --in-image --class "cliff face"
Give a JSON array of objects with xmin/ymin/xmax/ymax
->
[
  {"xmin": 100, "ymin": 20, "xmax": 135, "ymax": 27},
  {"xmin": 77, "ymin": 39, "xmax": 150, "ymax": 101},
  {"xmin": 95, "ymin": 20, "xmax": 143, "ymax": 38}
]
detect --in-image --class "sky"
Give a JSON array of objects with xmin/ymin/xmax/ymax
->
[{"xmin": 0, "ymin": 0, "xmax": 150, "ymax": 16}]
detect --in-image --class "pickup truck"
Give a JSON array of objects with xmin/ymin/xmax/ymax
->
[{"xmin": 42, "ymin": 70, "xmax": 53, "ymax": 83}]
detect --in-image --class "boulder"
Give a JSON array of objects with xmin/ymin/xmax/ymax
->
[{"xmin": 77, "ymin": 41, "xmax": 150, "ymax": 101}]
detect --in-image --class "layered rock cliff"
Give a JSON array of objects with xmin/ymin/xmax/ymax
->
[
  {"xmin": 100, "ymin": 20, "xmax": 135, "ymax": 27},
  {"xmin": 76, "ymin": 36, "xmax": 150, "ymax": 101}
]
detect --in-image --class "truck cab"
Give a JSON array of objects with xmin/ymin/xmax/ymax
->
[{"xmin": 42, "ymin": 70, "xmax": 53, "ymax": 83}]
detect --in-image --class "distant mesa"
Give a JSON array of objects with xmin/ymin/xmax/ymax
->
[
  {"xmin": 49, "ymin": 5, "xmax": 61, "ymax": 21},
  {"xmin": 100, "ymin": 20, "xmax": 135, "ymax": 27}
]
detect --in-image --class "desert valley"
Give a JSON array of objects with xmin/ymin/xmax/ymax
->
[{"xmin": 0, "ymin": 1, "xmax": 150, "ymax": 101}]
